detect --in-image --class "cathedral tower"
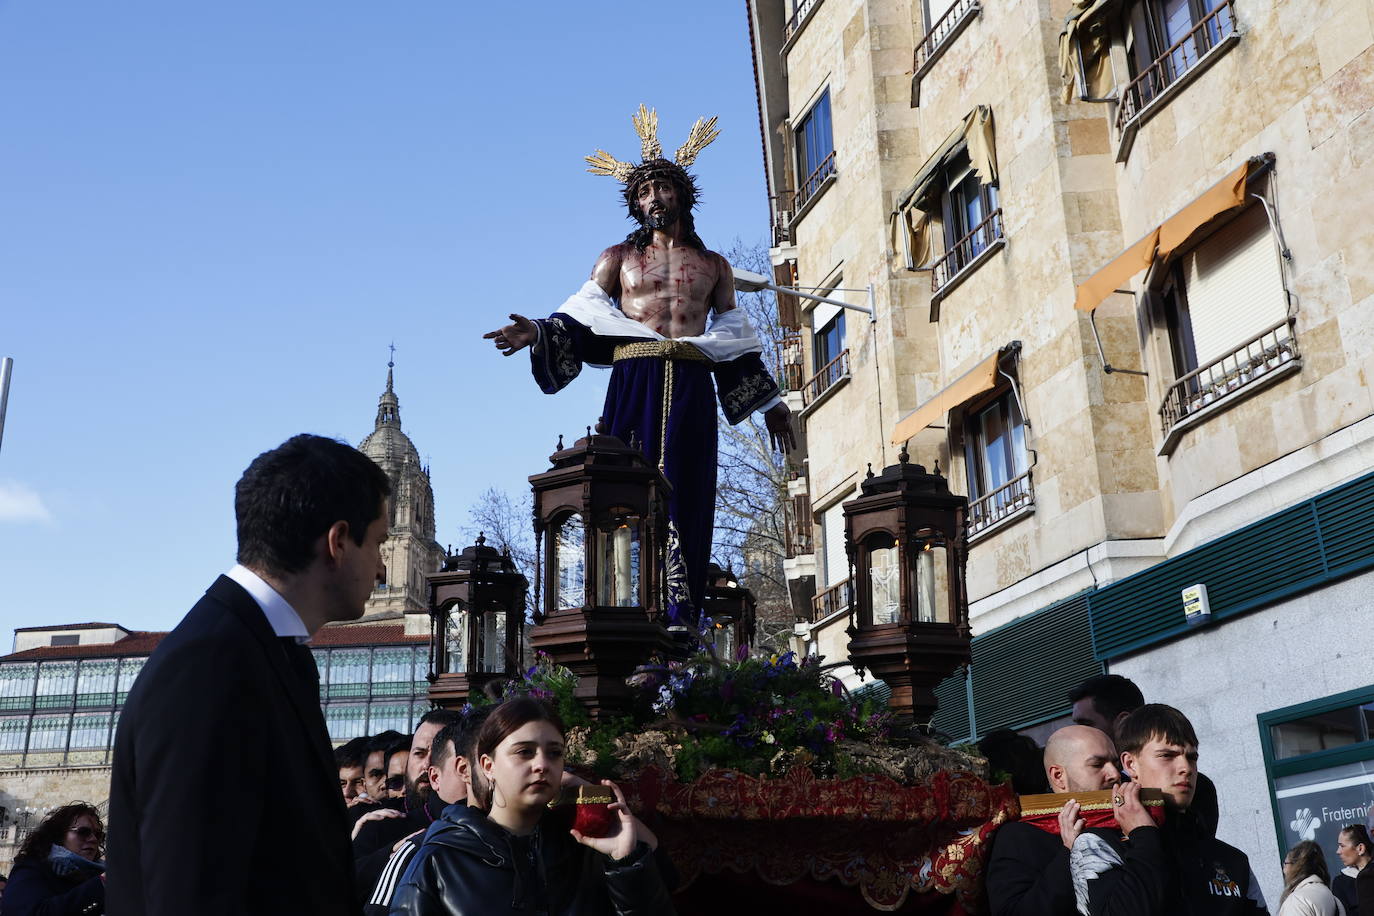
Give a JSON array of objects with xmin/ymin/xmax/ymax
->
[{"xmin": 358, "ymin": 360, "xmax": 444, "ymax": 624}]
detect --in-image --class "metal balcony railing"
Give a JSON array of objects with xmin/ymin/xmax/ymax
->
[
  {"xmin": 802, "ymin": 349, "xmax": 850, "ymax": 408},
  {"xmin": 784, "ymin": 0, "xmax": 824, "ymax": 42},
  {"xmin": 914, "ymin": 0, "xmax": 981, "ymax": 74},
  {"xmin": 795, "ymin": 151, "xmax": 836, "ymax": 212},
  {"xmin": 811, "ymin": 577, "xmax": 852, "ymax": 622},
  {"xmin": 1159, "ymin": 319, "xmax": 1298, "ymax": 437},
  {"xmin": 968, "ymin": 469, "xmax": 1034, "ymax": 537},
  {"xmin": 784, "ymin": 497, "xmax": 815, "ymax": 560},
  {"xmin": 778, "ymin": 332, "xmax": 806, "ymax": 393},
  {"xmin": 1116, "ymin": 0, "xmax": 1236, "ymax": 131},
  {"xmin": 931, "ymin": 208, "xmax": 1004, "ymax": 295},
  {"xmin": 770, "ymin": 194, "xmax": 796, "ymax": 247}
]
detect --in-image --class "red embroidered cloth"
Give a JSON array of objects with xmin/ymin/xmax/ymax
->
[{"xmin": 620, "ymin": 766, "xmax": 1019, "ymax": 913}]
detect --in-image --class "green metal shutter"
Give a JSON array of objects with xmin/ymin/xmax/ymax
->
[
  {"xmin": 1090, "ymin": 469, "xmax": 1374, "ymax": 661},
  {"xmin": 931, "ymin": 668, "xmax": 971, "ymax": 743},
  {"xmin": 970, "ymin": 592, "xmax": 1101, "ymax": 735}
]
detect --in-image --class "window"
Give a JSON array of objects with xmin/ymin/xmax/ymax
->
[
  {"xmin": 0, "ymin": 716, "xmax": 27, "ymax": 753},
  {"xmin": 116, "ymin": 658, "xmax": 145, "ymax": 704},
  {"xmin": 0, "ymin": 663, "xmax": 36, "ymax": 711},
  {"xmin": 76, "ymin": 659, "xmax": 118, "ymax": 708},
  {"xmin": 325, "ymin": 704, "xmax": 368, "ymax": 743},
  {"xmin": 963, "ymin": 389, "xmax": 1033, "ymax": 536},
  {"xmin": 27, "ymin": 715, "xmax": 68, "ymax": 752},
  {"xmin": 370, "ymin": 647, "xmax": 414, "ymax": 696},
  {"xmin": 34, "ymin": 661, "xmax": 76, "ymax": 710},
  {"xmin": 1260, "ymin": 687, "xmax": 1374, "ymax": 880},
  {"xmin": 1157, "ymin": 204, "xmax": 1296, "ymax": 442},
  {"xmin": 326, "ymin": 649, "xmax": 370, "ymax": 699},
  {"xmin": 368, "ymin": 702, "xmax": 411, "ymax": 735},
  {"xmin": 803, "ymin": 304, "xmax": 848, "ymax": 409},
  {"xmin": 69, "ymin": 713, "xmax": 112, "ymax": 750},
  {"xmin": 794, "ymin": 90, "xmax": 835, "ymax": 211},
  {"xmin": 1117, "ymin": 0, "xmax": 1237, "ymax": 133},
  {"xmin": 933, "ymin": 151, "xmax": 1003, "ymax": 298},
  {"xmin": 821, "ymin": 502, "xmax": 848, "ymax": 588},
  {"xmin": 50, "ymin": 635, "xmax": 79, "ymax": 647}
]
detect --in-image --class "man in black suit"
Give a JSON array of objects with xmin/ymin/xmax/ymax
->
[{"xmin": 107, "ymin": 434, "xmax": 391, "ymax": 916}]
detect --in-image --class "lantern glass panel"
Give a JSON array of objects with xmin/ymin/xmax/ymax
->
[
  {"xmin": 713, "ymin": 622, "xmax": 736, "ymax": 660},
  {"xmin": 912, "ymin": 535, "xmax": 950, "ymax": 624},
  {"xmin": 445, "ymin": 607, "xmax": 468, "ymax": 674},
  {"xmin": 479, "ymin": 612, "xmax": 507, "ymax": 673},
  {"xmin": 867, "ymin": 538, "xmax": 900, "ymax": 625},
  {"xmin": 596, "ymin": 514, "xmax": 641, "ymax": 607},
  {"xmin": 553, "ymin": 513, "xmax": 586, "ymax": 610}
]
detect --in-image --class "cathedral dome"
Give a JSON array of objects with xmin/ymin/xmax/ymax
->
[{"xmin": 359, "ymin": 364, "xmax": 422, "ymax": 471}]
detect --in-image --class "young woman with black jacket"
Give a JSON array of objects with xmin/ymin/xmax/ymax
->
[{"xmin": 388, "ymin": 696, "xmax": 674, "ymax": 916}]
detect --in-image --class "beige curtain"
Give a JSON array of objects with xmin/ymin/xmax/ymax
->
[
  {"xmin": 1059, "ymin": 0, "xmax": 1115, "ymax": 103},
  {"xmin": 891, "ymin": 105, "xmax": 994, "ymax": 269}
]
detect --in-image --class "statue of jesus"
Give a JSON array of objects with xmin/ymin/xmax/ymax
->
[{"xmin": 485, "ymin": 107, "xmax": 794, "ymax": 631}]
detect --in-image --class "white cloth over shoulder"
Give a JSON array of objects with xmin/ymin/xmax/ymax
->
[{"xmin": 554, "ymin": 280, "xmax": 766, "ymax": 366}]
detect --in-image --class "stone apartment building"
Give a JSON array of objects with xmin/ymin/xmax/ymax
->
[
  {"xmin": 0, "ymin": 365, "xmax": 443, "ymax": 872},
  {"xmin": 749, "ymin": 0, "xmax": 1374, "ymax": 896}
]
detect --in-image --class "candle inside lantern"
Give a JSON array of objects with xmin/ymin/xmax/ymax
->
[
  {"xmin": 613, "ymin": 523, "xmax": 633, "ymax": 605},
  {"xmin": 917, "ymin": 545, "xmax": 936, "ymax": 623}
]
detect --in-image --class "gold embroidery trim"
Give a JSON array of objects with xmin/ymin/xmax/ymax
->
[{"xmin": 613, "ymin": 340, "xmax": 710, "ymax": 363}]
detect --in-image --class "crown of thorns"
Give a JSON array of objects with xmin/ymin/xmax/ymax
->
[{"xmin": 585, "ymin": 105, "xmax": 720, "ymax": 183}]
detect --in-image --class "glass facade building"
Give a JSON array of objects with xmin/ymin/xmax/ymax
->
[{"xmin": 0, "ymin": 640, "xmax": 432, "ymax": 768}]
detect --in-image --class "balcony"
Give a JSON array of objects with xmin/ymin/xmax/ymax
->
[
  {"xmin": 784, "ymin": 495, "xmax": 815, "ymax": 560},
  {"xmin": 784, "ymin": 0, "xmax": 824, "ymax": 45},
  {"xmin": 801, "ymin": 348, "xmax": 850, "ymax": 414},
  {"xmin": 968, "ymin": 469, "xmax": 1034, "ymax": 540},
  {"xmin": 793, "ymin": 151, "xmax": 837, "ymax": 221},
  {"xmin": 810, "ymin": 577, "xmax": 852, "ymax": 623},
  {"xmin": 1115, "ymin": 0, "xmax": 1239, "ymax": 159},
  {"xmin": 771, "ymin": 194, "xmax": 796, "ymax": 247},
  {"xmin": 1158, "ymin": 319, "xmax": 1300, "ymax": 455},
  {"xmin": 911, "ymin": 0, "xmax": 982, "ymax": 105},
  {"xmin": 778, "ymin": 332, "xmax": 806, "ymax": 394},
  {"xmin": 930, "ymin": 208, "xmax": 1004, "ymax": 314}
]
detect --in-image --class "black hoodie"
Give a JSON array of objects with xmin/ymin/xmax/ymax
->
[{"xmin": 388, "ymin": 802, "xmax": 674, "ymax": 916}]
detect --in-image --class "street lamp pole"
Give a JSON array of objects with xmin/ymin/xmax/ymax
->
[
  {"xmin": 0, "ymin": 357, "xmax": 12, "ymax": 455},
  {"xmin": 732, "ymin": 268, "xmax": 875, "ymax": 323}
]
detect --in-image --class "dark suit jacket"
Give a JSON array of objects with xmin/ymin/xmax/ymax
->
[
  {"xmin": 985, "ymin": 820, "xmax": 1076, "ymax": 916},
  {"xmin": 107, "ymin": 575, "xmax": 361, "ymax": 915},
  {"xmin": 1357, "ymin": 862, "xmax": 1374, "ymax": 916}
]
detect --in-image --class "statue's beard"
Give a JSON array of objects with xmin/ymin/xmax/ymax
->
[{"xmin": 641, "ymin": 206, "xmax": 678, "ymax": 229}]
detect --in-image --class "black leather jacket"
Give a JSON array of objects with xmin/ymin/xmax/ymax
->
[{"xmin": 388, "ymin": 803, "xmax": 674, "ymax": 916}]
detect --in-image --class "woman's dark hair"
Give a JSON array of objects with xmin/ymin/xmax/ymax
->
[
  {"xmin": 235, "ymin": 434, "xmax": 392, "ymax": 577},
  {"xmin": 1342, "ymin": 824, "xmax": 1373, "ymax": 858},
  {"xmin": 17, "ymin": 803, "xmax": 102, "ymax": 863},
  {"xmin": 473, "ymin": 696, "xmax": 565, "ymax": 810},
  {"xmin": 977, "ymin": 729, "xmax": 1051, "ymax": 795},
  {"xmin": 1282, "ymin": 839, "xmax": 1330, "ymax": 902}
]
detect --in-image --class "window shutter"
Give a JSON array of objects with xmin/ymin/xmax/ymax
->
[
  {"xmin": 1183, "ymin": 205, "xmax": 1288, "ymax": 366},
  {"xmin": 811, "ymin": 301, "xmax": 841, "ymax": 332},
  {"xmin": 822, "ymin": 502, "xmax": 849, "ymax": 587}
]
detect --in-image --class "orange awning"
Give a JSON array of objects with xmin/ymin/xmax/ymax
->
[
  {"xmin": 889, "ymin": 351, "xmax": 1002, "ymax": 445},
  {"xmin": 1073, "ymin": 159, "xmax": 1253, "ymax": 312}
]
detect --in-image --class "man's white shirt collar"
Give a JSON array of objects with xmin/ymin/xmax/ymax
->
[{"xmin": 227, "ymin": 564, "xmax": 310, "ymax": 643}]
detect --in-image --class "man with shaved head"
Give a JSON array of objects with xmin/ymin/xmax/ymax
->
[{"xmin": 986, "ymin": 725, "xmax": 1121, "ymax": 916}]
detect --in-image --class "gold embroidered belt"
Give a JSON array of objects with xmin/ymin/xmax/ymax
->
[{"xmin": 612, "ymin": 340, "xmax": 709, "ymax": 363}]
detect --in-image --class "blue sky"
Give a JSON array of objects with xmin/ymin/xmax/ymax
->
[{"xmin": 0, "ymin": 1, "xmax": 773, "ymax": 636}]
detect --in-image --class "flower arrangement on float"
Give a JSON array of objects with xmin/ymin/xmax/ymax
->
[{"xmin": 464, "ymin": 650, "xmax": 1016, "ymax": 913}]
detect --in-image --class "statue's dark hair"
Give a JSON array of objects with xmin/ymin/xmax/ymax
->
[{"xmin": 622, "ymin": 159, "xmax": 707, "ymax": 252}]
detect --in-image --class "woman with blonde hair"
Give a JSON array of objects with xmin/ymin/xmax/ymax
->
[{"xmin": 1280, "ymin": 839, "xmax": 1346, "ymax": 916}]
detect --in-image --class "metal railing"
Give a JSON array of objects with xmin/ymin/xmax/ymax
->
[
  {"xmin": 914, "ymin": 0, "xmax": 981, "ymax": 73},
  {"xmin": 784, "ymin": 496, "xmax": 814, "ymax": 559},
  {"xmin": 778, "ymin": 332, "xmax": 806, "ymax": 393},
  {"xmin": 1159, "ymin": 319, "xmax": 1298, "ymax": 436},
  {"xmin": 968, "ymin": 469, "xmax": 1034, "ymax": 536},
  {"xmin": 795, "ymin": 151, "xmax": 837, "ymax": 212},
  {"xmin": 931, "ymin": 208, "xmax": 1004, "ymax": 295},
  {"xmin": 784, "ymin": 0, "xmax": 824, "ymax": 42},
  {"xmin": 770, "ymin": 194, "xmax": 796, "ymax": 247},
  {"xmin": 802, "ymin": 349, "xmax": 850, "ymax": 407},
  {"xmin": 1116, "ymin": 0, "xmax": 1236, "ymax": 130},
  {"xmin": 811, "ymin": 577, "xmax": 852, "ymax": 622}
]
